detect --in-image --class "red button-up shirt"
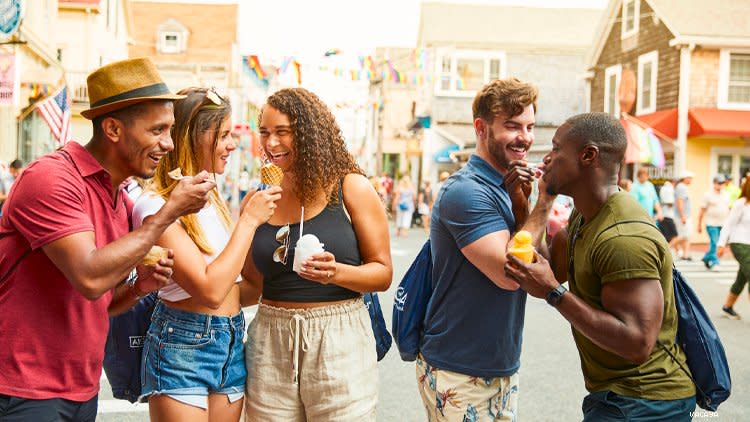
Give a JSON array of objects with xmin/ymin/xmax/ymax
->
[{"xmin": 0, "ymin": 141, "xmax": 131, "ymax": 401}]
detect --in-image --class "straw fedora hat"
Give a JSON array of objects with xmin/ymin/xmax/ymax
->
[{"xmin": 80, "ymin": 57, "xmax": 185, "ymax": 119}]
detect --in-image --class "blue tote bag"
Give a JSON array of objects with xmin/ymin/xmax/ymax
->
[
  {"xmin": 665, "ymin": 267, "xmax": 731, "ymax": 411},
  {"xmin": 391, "ymin": 240, "xmax": 433, "ymax": 361}
]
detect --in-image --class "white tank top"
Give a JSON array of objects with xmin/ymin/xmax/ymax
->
[{"xmin": 132, "ymin": 192, "xmax": 240, "ymax": 302}]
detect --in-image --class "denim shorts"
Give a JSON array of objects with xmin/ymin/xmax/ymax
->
[{"xmin": 139, "ymin": 301, "xmax": 246, "ymax": 402}]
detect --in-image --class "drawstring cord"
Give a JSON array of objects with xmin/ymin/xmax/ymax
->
[{"xmin": 288, "ymin": 314, "xmax": 309, "ymax": 384}]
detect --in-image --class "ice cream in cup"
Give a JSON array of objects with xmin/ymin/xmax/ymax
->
[{"xmin": 293, "ymin": 234, "xmax": 325, "ymax": 273}]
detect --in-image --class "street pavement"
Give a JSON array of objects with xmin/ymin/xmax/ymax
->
[{"xmin": 97, "ymin": 227, "xmax": 749, "ymax": 421}]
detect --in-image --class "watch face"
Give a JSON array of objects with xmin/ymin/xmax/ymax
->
[{"xmin": 546, "ymin": 285, "xmax": 566, "ymax": 306}]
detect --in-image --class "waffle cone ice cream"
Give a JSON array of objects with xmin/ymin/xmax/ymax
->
[
  {"xmin": 168, "ymin": 168, "xmax": 183, "ymax": 179},
  {"xmin": 142, "ymin": 245, "xmax": 168, "ymax": 266},
  {"xmin": 260, "ymin": 163, "xmax": 283, "ymax": 186}
]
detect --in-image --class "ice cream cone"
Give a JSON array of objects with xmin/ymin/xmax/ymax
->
[
  {"xmin": 261, "ymin": 163, "xmax": 283, "ymax": 186},
  {"xmin": 142, "ymin": 245, "xmax": 168, "ymax": 266}
]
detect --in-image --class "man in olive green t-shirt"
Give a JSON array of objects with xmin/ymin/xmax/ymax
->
[{"xmin": 504, "ymin": 113, "xmax": 695, "ymax": 421}]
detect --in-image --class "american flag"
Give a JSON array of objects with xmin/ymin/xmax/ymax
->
[{"xmin": 36, "ymin": 86, "xmax": 72, "ymax": 144}]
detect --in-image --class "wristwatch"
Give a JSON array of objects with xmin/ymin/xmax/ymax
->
[{"xmin": 545, "ymin": 284, "xmax": 567, "ymax": 307}]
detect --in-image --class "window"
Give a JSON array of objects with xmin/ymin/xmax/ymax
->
[
  {"xmin": 719, "ymin": 50, "xmax": 750, "ymax": 109},
  {"xmin": 434, "ymin": 50, "xmax": 506, "ymax": 96},
  {"xmin": 604, "ymin": 64, "xmax": 622, "ymax": 116},
  {"xmin": 159, "ymin": 31, "xmax": 183, "ymax": 54},
  {"xmin": 621, "ymin": 0, "xmax": 639, "ymax": 38},
  {"xmin": 439, "ymin": 56, "xmax": 451, "ymax": 91},
  {"xmin": 637, "ymin": 51, "xmax": 658, "ymax": 114}
]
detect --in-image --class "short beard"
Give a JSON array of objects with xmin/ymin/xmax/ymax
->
[{"xmin": 486, "ymin": 127, "xmax": 511, "ymax": 171}]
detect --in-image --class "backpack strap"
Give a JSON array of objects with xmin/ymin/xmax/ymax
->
[{"xmin": 658, "ymin": 314, "xmax": 705, "ymax": 402}]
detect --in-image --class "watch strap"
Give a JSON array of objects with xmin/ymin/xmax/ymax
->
[{"xmin": 545, "ymin": 284, "xmax": 567, "ymax": 306}]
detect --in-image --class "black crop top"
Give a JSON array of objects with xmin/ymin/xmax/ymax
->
[{"xmin": 251, "ymin": 184, "xmax": 361, "ymax": 302}]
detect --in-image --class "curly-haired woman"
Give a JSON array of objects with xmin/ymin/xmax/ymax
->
[
  {"xmin": 132, "ymin": 87, "xmax": 281, "ymax": 422},
  {"xmin": 241, "ymin": 88, "xmax": 392, "ymax": 421}
]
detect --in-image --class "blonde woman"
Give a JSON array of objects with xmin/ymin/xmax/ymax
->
[
  {"xmin": 132, "ymin": 87, "xmax": 280, "ymax": 422},
  {"xmin": 392, "ymin": 175, "xmax": 416, "ymax": 237}
]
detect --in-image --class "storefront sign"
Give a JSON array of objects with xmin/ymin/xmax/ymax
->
[
  {"xmin": 0, "ymin": 0, "xmax": 22, "ymax": 37},
  {"xmin": 0, "ymin": 52, "xmax": 14, "ymax": 106}
]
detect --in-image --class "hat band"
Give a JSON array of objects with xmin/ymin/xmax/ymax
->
[{"xmin": 90, "ymin": 82, "xmax": 171, "ymax": 108}]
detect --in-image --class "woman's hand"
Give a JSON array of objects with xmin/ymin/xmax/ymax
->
[
  {"xmin": 240, "ymin": 186, "xmax": 282, "ymax": 227},
  {"xmin": 299, "ymin": 251, "xmax": 338, "ymax": 284}
]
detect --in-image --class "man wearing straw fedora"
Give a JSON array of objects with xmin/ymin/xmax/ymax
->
[{"xmin": 0, "ymin": 58, "xmax": 215, "ymax": 421}]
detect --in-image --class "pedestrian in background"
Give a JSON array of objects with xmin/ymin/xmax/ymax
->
[
  {"xmin": 506, "ymin": 112, "xmax": 695, "ymax": 421},
  {"xmin": 133, "ymin": 87, "xmax": 281, "ymax": 421},
  {"xmin": 418, "ymin": 77, "xmax": 545, "ymax": 421},
  {"xmin": 630, "ymin": 167, "xmax": 663, "ymax": 222},
  {"xmin": 718, "ymin": 179, "xmax": 750, "ymax": 320},
  {"xmin": 0, "ymin": 57, "xmax": 213, "ymax": 421},
  {"xmin": 0, "ymin": 159, "xmax": 23, "ymax": 216},
  {"xmin": 238, "ymin": 170, "xmax": 250, "ymax": 202},
  {"xmin": 698, "ymin": 174, "xmax": 730, "ymax": 270},
  {"xmin": 674, "ymin": 171, "xmax": 695, "ymax": 260},
  {"xmin": 392, "ymin": 175, "xmax": 416, "ymax": 237},
  {"xmin": 242, "ymin": 88, "xmax": 392, "ymax": 421},
  {"xmin": 658, "ymin": 178, "xmax": 679, "ymax": 251},
  {"xmin": 380, "ymin": 171, "xmax": 394, "ymax": 213},
  {"xmin": 417, "ymin": 180, "xmax": 434, "ymax": 234},
  {"xmin": 435, "ymin": 170, "xmax": 450, "ymax": 196}
]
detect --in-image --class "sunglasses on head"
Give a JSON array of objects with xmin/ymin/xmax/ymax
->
[
  {"xmin": 205, "ymin": 87, "xmax": 225, "ymax": 106},
  {"xmin": 273, "ymin": 224, "xmax": 290, "ymax": 265}
]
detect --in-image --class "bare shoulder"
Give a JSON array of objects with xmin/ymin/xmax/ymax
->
[
  {"xmin": 342, "ymin": 173, "xmax": 373, "ymax": 194},
  {"xmin": 343, "ymin": 173, "xmax": 382, "ymax": 215}
]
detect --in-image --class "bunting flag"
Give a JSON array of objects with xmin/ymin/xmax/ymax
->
[
  {"xmin": 291, "ymin": 60, "xmax": 302, "ymax": 85},
  {"xmin": 243, "ymin": 55, "xmax": 266, "ymax": 80},
  {"xmin": 23, "ymin": 82, "xmax": 51, "ymax": 99},
  {"xmin": 36, "ymin": 86, "xmax": 71, "ymax": 144},
  {"xmin": 279, "ymin": 56, "xmax": 293, "ymax": 74}
]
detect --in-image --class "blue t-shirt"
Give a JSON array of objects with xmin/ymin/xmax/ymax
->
[
  {"xmin": 630, "ymin": 180, "xmax": 659, "ymax": 218},
  {"xmin": 421, "ymin": 155, "xmax": 527, "ymax": 378}
]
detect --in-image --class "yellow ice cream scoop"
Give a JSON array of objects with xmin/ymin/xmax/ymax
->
[{"xmin": 508, "ymin": 230, "xmax": 535, "ymax": 264}]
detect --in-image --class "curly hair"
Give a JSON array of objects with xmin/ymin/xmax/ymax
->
[
  {"xmin": 260, "ymin": 88, "xmax": 363, "ymax": 206},
  {"xmin": 472, "ymin": 77, "xmax": 538, "ymax": 121}
]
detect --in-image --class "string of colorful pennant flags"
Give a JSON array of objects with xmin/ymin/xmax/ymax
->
[{"xmin": 241, "ymin": 48, "xmax": 433, "ymax": 88}]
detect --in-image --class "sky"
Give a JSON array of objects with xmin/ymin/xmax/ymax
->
[{"xmin": 238, "ymin": 0, "xmax": 609, "ymax": 61}]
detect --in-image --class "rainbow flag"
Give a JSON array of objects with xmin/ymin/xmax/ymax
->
[{"xmin": 622, "ymin": 119, "xmax": 665, "ymax": 168}]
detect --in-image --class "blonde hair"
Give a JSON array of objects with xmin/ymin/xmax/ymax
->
[{"xmin": 151, "ymin": 87, "xmax": 233, "ymax": 254}]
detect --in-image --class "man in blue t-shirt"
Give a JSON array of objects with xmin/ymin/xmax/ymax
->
[
  {"xmin": 417, "ymin": 78, "xmax": 555, "ymax": 421},
  {"xmin": 630, "ymin": 167, "xmax": 663, "ymax": 221}
]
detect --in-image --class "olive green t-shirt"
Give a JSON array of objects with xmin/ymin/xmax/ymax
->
[{"xmin": 566, "ymin": 192, "xmax": 695, "ymax": 400}]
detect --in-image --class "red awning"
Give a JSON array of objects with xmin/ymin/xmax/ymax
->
[
  {"xmin": 689, "ymin": 108, "xmax": 750, "ymax": 137},
  {"xmin": 632, "ymin": 108, "xmax": 750, "ymax": 138},
  {"xmin": 633, "ymin": 109, "xmax": 678, "ymax": 139}
]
